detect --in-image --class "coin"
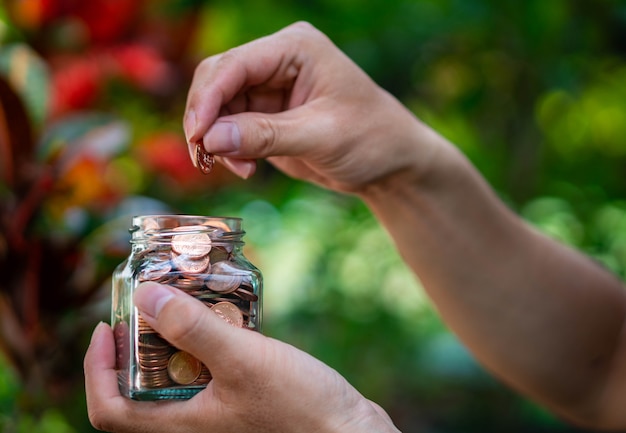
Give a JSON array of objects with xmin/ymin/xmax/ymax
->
[
  {"xmin": 137, "ymin": 316, "xmax": 158, "ymax": 334},
  {"xmin": 173, "ymin": 276, "xmax": 206, "ymax": 291},
  {"xmin": 141, "ymin": 368, "xmax": 172, "ymax": 388},
  {"xmin": 142, "ymin": 217, "xmax": 161, "ymax": 233},
  {"xmin": 204, "ymin": 220, "xmax": 231, "ymax": 233},
  {"xmin": 172, "ymin": 251, "xmax": 210, "ymax": 274},
  {"xmin": 208, "ymin": 246, "xmax": 230, "ymax": 263},
  {"xmin": 171, "ymin": 226, "xmax": 212, "ymax": 258},
  {"xmin": 138, "ymin": 259, "xmax": 172, "ymax": 281},
  {"xmin": 194, "ymin": 365, "xmax": 212, "ymax": 385},
  {"xmin": 167, "ymin": 351, "xmax": 203, "ymax": 385},
  {"xmin": 155, "ymin": 274, "xmax": 178, "ymax": 285},
  {"xmin": 206, "ymin": 261, "xmax": 242, "ymax": 293},
  {"xmin": 138, "ymin": 333, "xmax": 170, "ymax": 349},
  {"xmin": 211, "ymin": 301, "xmax": 244, "ymax": 328},
  {"xmin": 234, "ymin": 286, "xmax": 258, "ymax": 302},
  {"xmin": 196, "ymin": 141, "xmax": 214, "ymax": 174}
]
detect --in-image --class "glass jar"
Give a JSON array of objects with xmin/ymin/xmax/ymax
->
[{"xmin": 111, "ymin": 215, "xmax": 262, "ymax": 400}]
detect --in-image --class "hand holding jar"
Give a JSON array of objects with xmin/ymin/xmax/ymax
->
[
  {"xmin": 110, "ymin": 215, "xmax": 262, "ymax": 400},
  {"xmin": 84, "ymin": 282, "xmax": 399, "ymax": 433}
]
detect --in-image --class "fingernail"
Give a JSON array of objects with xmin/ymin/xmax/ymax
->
[
  {"xmin": 184, "ymin": 109, "xmax": 196, "ymax": 141},
  {"xmin": 204, "ymin": 121, "xmax": 240, "ymax": 154},
  {"xmin": 89, "ymin": 321, "xmax": 108, "ymax": 345},
  {"xmin": 134, "ymin": 282, "xmax": 176, "ymax": 319},
  {"xmin": 184, "ymin": 110, "xmax": 197, "ymax": 166}
]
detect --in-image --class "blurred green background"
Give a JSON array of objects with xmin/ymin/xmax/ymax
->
[{"xmin": 1, "ymin": 0, "xmax": 626, "ymax": 431}]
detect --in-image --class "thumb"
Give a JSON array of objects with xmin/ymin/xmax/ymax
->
[
  {"xmin": 134, "ymin": 282, "xmax": 256, "ymax": 372},
  {"xmin": 202, "ymin": 103, "xmax": 336, "ymax": 162}
]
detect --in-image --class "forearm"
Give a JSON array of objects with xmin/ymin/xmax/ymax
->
[{"xmin": 360, "ymin": 121, "xmax": 626, "ymax": 425}]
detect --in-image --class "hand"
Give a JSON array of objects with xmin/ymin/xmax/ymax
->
[
  {"xmin": 184, "ymin": 21, "xmax": 438, "ymax": 194},
  {"xmin": 84, "ymin": 282, "xmax": 399, "ymax": 433}
]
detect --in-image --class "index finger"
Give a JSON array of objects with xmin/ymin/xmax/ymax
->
[
  {"xmin": 184, "ymin": 21, "xmax": 321, "ymax": 145},
  {"xmin": 84, "ymin": 322, "xmax": 210, "ymax": 432},
  {"xmin": 84, "ymin": 322, "xmax": 142, "ymax": 431},
  {"xmin": 84, "ymin": 322, "xmax": 127, "ymax": 406}
]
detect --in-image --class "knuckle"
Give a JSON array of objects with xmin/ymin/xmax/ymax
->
[
  {"xmin": 194, "ymin": 50, "xmax": 240, "ymax": 81},
  {"xmin": 288, "ymin": 20, "xmax": 317, "ymax": 34},
  {"xmin": 215, "ymin": 48, "xmax": 242, "ymax": 71},
  {"xmin": 255, "ymin": 117, "xmax": 279, "ymax": 153},
  {"xmin": 286, "ymin": 21, "xmax": 325, "ymax": 42},
  {"xmin": 193, "ymin": 56, "xmax": 216, "ymax": 78}
]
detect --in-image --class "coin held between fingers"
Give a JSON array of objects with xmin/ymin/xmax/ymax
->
[{"xmin": 196, "ymin": 140, "xmax": 215, "ymax": 174}]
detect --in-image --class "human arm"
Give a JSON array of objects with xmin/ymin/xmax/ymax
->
[
  {"xmin": 183, "ymin": 21, "xmax": 626, "ymax": 430},
  {"xmin": 84, "ymin": 282, "xmax": 399, "ymax": 433},
  {"xmin": 360, "ymin": 134, "xmax": 626, "ymax": 430}
]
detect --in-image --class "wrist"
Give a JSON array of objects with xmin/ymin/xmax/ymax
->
[{"xmin": 356, "ymin": 117, "xmax": 459, "ymax": 206}]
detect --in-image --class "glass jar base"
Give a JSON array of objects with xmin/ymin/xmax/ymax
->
[{"xmin": 129, "ymin": 386, "xmax": 206, "ymax": 401}]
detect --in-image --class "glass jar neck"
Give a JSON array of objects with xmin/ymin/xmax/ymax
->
[{"xmin": 129, "ymin": 215, "xmax": 245, "ymax": 247}]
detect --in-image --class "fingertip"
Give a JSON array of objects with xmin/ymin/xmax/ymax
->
[
  {"xmin": 84, "ymin": 321, "xmax": 120, "ymax": 404},
  {"xmin": 187, "ymin": 141, "xmax": 199, "ymax": 168},
  {"xmin": 134, "ymin": 282, "xmax": 177, "ymax": 320},
  {"xmin": 86, "ymin": 322, "xmax": 112, "ymax": 360},
  {"xmin": 184, "ymin": 110, "xmax": 200, "ymax": 167},
  {"xmin": 92, "ymin": 321, "xmax": 110, "ymax": 338}
]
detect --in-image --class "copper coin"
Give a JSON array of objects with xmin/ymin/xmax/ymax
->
[
  {"xmin": 171, "ymin": 226, "xmax": 212, "ymax": 258},
  {"xmin": 141, "ymin": 370, "xmax": 171, "ymax": 388},
  {"xmin": 196, "ymin": 292, "xmax": 225, "ymax": 301},
  {"xmin": 194, "ymin": 366, "xmax": 212, "ymax": 385},
  {"xmin": 173, "ymin": 277, "xmax": 206, "ymax": 291},
  {"xmin": 208, "ymin": 246, "xmax": 230, "ymax": 263},
  {"xmin": 203, "ymin": 220, "xmax": 231, "ymax": 233},
  {"xmin": 234, "ymin": 287, "xmax": 258, "ymax": 302},
  {"xmin": 167, "ymin": 351, "xmax": 203, "ymax": 385},
  {"xmin": 138, "ymin": 260, "xmax": 172, "ymax": 281},
  {"xmin": 155, "ymin": 274, "xmax": 179, "ymax": 285},
  {"xmin": 206, "ymin": 261, "xmax": 242, "ymax": 293},
  {"xmin": 142, "ymin": 217, "xmax": 160, "ymax": 233},
  {"xmin": 172, "ymin": 252, "xmax": 210, "ymax": 274},
  {"xmin": 211, "ymin": 301, "xmax": 244, "ymax": 328},
  {"xmin": 196, "ymin": 141, "xmax": 214, "ymax": 175}
]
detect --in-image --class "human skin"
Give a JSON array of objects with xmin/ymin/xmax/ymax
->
[
  {"xmin": 84, "ymin": 283, "xmax": 400, "ymax": 433},
  {"xmin": 86, "ymin": 21, "xmax": 626, "ymax": 431},
  {"xmin": 183, "ymin": 21, "xmax": 626, "ymax": 429}
]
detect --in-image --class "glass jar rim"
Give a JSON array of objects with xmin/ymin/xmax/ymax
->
[{"xmin": 129, "ymin": 214, "xmax": 245, "ymax": 244}]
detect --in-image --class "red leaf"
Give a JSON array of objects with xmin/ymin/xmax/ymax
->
[{"xmin": 0, "ymin": 76, "xmax": 34, "ymax": 188}]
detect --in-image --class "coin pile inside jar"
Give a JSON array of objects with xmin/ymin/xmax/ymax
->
[{"xmin": 133, "ymin": 221, "xmax": 258, "ymax": 389}]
